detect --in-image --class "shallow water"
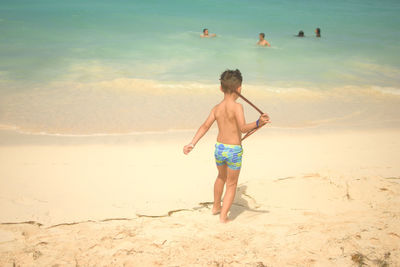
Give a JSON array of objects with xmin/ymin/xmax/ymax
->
[{"xmin": 0, "ymin": 0, "xmax": 399, "ymax": 134}]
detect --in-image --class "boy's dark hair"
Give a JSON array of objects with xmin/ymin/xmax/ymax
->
[
  {"xmin": 220, "ymin": 69, "xmax": 243, "ymax": 94},
  {"xmin": 203, "ymin": 28, "xmax": 208, "ymax": 33},
  {"xmin": 260, "ymin": 33, "xmax": 265, "ymax": 38}
]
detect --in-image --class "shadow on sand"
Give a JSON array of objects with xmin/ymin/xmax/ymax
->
[
  {"xmin": 198, "ymin": 184, "xmax": 269, "ymax": 221},
  {"xmin": 228, "ymin": 185, "xmax": 269, "ymax": 220}
]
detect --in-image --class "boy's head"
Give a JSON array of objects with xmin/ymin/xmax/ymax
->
[
  {"xmin": 259, "ymin": 33, "xmax": 265, "ymax": 40},
  {"xmin": 219, "ymin": 69, "xmax": 242, "ymax": 94}
]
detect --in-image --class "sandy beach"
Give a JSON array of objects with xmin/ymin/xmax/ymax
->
[
  {"xmin": 1, "ymin": 0, "xmax": 400, "ymax": 265},
  {"xmin": 0, "ymin": 128, "xmax": 399, "ymax": 266}
]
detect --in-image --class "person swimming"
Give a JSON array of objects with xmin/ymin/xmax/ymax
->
[
  {"xmin": 315, "ymin": 27, "xmax": 321, "ymax": 37},
  {"xmin": 296, "ymin": 30, "xmax": 305, "ymax": 37},
  {"xmin": 201, "ymin": 28, "xmax": 216, "ymax": 38},
  {"xmin": 257, "ymin": 33, "xmax": 271, "ymax": 47}
]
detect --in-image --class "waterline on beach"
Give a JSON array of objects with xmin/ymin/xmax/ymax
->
[{"xmin": 0, "ymin": 78, "xmax": 399, "ymax": 135}]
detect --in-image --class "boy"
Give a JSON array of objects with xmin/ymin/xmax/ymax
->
[
  {"xmin": 257, "ymin": 33, "xmax": 271, "ymax": 47},
  {"xmin": 183, "ymin": 69, "xmax": 269, "ymax": 223}
]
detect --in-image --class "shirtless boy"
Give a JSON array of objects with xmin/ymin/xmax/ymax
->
[
  {"xmin": 183, "ymin": 69, "xmax": 269, "ymax": 223},
  {"xmin": 257, "ymin": 33, "xmax": 271, "ymax": 47}
]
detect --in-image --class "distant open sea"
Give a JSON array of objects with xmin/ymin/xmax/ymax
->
[{"xmin": 0, "ymin": 0, "xmax": 399, "ymax": 135}]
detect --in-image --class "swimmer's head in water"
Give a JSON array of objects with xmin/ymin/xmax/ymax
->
[
  {"xmin": 219, "ymin": 69, "xmax": 243, "ymax": 94},
  {"xmin": 298, "ymin": 30, "xmax": 304, "ymax": 37},
  {"xmin": 316, "ymin": 28, "xmax": 321, "ymax": 37},
  {"xmin": 203, "ymin": 28, "xmax": 208, "ymax": 35},
  {"xmin": 259, "ymin": 33, "xmax": 265, "ymax": 39}
]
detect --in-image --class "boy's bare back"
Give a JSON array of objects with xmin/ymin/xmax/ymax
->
[{"xmin": 214, "ymin": 99, "xmax": 242, "ymax": 145}]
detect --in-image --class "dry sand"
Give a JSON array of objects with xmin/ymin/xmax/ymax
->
[{"xmin": 0, "ymin": 128, "xmax": 399, "ymax": 266}]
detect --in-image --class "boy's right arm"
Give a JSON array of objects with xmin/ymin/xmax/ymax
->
[
  {"xmin": 235, "ymin": 104, "xmax": 269, "ymax": 134},
  {"xmin": 183, "ymin": 106, "xmax": 216, "ymax": 155}
]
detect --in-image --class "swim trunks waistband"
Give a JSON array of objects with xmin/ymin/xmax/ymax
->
[{"xmin": 215, "ymin": 141, "xmax": 242, "ymax": 148}]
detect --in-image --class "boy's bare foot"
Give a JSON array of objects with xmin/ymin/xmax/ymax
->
[
  {"xmin": 211, "ymin": 203, "xmax": 221, "ymax": 215},
  {"xmin": 212, "ymin": 206, "xmax": 221, "ymax": 215},
  {"xmin": 219, "ymin": 216, "xmax": 231, "ymax": 223}
]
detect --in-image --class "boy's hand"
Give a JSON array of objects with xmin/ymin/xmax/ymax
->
[
  {"xmin": 259, "ymin": 113, "xmax": 270, "ymax": 126},
  {"xmin": 183, "ymin": 143, "xmax": 195, "ymax": 155}
]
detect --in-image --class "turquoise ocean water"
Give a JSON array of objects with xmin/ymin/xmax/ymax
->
[{"xmin": 0, "ymin": 0, "xmax": 399, "ymax": 134}]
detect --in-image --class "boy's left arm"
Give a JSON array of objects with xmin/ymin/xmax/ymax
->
[
  {"xmin": 235, "ymin": 103, "xmax": 269, "ymax": 134},
  {"xmin": 183, "ymin": 107, "xmax": 216, "ymax": 155}
]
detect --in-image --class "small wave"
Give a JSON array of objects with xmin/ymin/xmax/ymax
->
[
  {"xmin": 0, "ymin": 124, "xmax": 18, "ymax": 131},
  {"xmin": 371, "ymin": 86, "xmax": 400, "ymax": 95},
  {"xmin": 0, "ymin": 123, "xmax": 196, "ymax": 137}
]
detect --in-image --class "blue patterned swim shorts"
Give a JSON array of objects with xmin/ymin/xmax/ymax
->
[{"xmin": 214, "ymin": 142, "xmax": 243, "ymax": 170}]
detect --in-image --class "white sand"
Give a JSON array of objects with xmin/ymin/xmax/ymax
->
[{"xmin": 0, "ymin": 128, "xmax": 399, "ymax": 266}]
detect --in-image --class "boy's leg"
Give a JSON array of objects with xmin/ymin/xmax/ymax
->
[
  {"xmin": 220, "ymin": 167, "xmax": 240, "ymax": 223},
  {"xmin": 213, "ymin": 164, "xmax": 227, "ymax": 214}
]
